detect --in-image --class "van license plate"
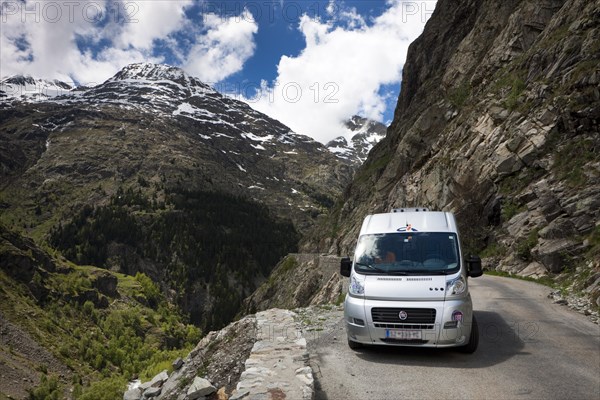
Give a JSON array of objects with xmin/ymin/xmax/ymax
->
[{"xmin": 386, "ymin": 330, "xmax": 422, "ymax": 340}]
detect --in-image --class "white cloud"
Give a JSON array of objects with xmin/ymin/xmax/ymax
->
[
  {"xmin": 183, "ymin": 9, "xmax": 258, "ymax": 83},
  {"xmin": 1, "ymin": 0, "xmax": 430, "ymax": 144},
  {"xmin": 1, "ymin": 0, "xmax": 112, "ymax": 84},
  {"xmin": 245, "ymin": 0, "xmax": 435, "ymax": 144},
  {"xmin": 113, "ymin": 1, "xmax": 193, "ymax": 50},
  {"xmin": 0, "ymin": 1, "xmax": 256, "ymax": 86}
]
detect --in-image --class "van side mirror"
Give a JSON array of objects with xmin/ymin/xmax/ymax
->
[
  {"xmin": 340, "ymin": 257, "xmax": 352, "ymax": 277},
  {"xmin": 467, "ymin": 255, "xmax": 483, "ymax": 278}
]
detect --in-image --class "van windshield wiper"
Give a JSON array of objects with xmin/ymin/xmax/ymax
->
[{"xmin": 354, "ymin": 262, "xmax": 387, "ymax": 274}]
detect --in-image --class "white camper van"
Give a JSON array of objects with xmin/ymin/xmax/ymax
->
[{"xmin": 340, "ymin": 208, "xmax": 482, "ymax": 353}]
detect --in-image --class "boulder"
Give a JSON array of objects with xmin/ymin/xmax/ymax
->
[
  {"xmin": 91, "ymin": 269, "xmax": 119, "ymax": 297},
  {"xmin": 123, "ymin": 388, "xmax": 141, "ymax": 400},
  {"xmin": 187, "ymin": 377, "xmax": 217, "ymax": 399},
  {"xmin": 533, "ymin": 239, "xmax": 578, "ymax": 273},
  {"xmin": 531, "ymin": 183, "xmax": 562, "ymax": 222},
  {"xmin": 489, "ymin": 106, "xmax": 509, "ymax": 123},
  {"xmin": 143, "ymin": 387, "xmax": 161, "ymax": 398},
  {"xmin": 149, "ymin": 370, "xmax": 169, "ymax": 388},
  {"xmin": 172, "ymin": 357, "xmax": 184, "ymax": 370},
  {"xmin": 494, "ymin": 143, "xmax": 524, "ymax": 175},
  {"xmin": 505, "ymin": 135, "xmax": 524, "ymax": 152},
  {"xmin": 516, "ymin": 140, "xmax": 538, "ymax": 166},
  {"xmin": 538, "ymin": 217, "xmax": 577, "ymax": 239},
  {"xmin": 519, "ymin": 262, "xmax": 547, "ymax": 279},
  {"xmin": 537, "ymin": 108, "xmax": 556, "ymax": 126}
]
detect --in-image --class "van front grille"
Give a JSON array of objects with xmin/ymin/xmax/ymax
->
[
  {"xmin": 374, "ymin": 323, "xmax": 434, "ymax": 330},
  {"xmin": 371, "ymin": 308, "xmax": 436, "ymax": 324}
]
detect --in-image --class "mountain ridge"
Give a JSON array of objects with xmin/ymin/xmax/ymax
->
[
  {"xmin": 0, "ymin": 75, "xmax": 74, "ymax": 102},
  {"xmin": 0, "ymin": 62, "xmax": 352, "ymax": 333},
  {"xmin": 1, "ymin": 62, "xmax": 352, "ymax": 229}
]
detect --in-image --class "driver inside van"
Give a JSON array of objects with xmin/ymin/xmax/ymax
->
[
  {"xmin": 375, "ymin": 251, "xmax": 396, "ymax": 263},
  {"xmin": 374, "ymin": 239, "xmax": 397, "ymax": 264}
]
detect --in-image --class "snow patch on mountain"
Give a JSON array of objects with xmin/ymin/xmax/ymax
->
[
  {"xmin": 326, "ymin": 115, "xmax": 387, "ymax": 165},
  {"xmin": 1, "ymin": 63, "xmax": 353, "ymax": 161},
  {"xmin": 243, "ymin": 133, "xmax": 273, "ymax": 142}
]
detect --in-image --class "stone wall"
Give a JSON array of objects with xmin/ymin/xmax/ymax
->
[{"xmin": 231, "ymin": 309, "xmax": 314, "ymax": 400}]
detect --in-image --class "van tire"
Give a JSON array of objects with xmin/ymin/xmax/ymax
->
[
  {"xmin": 458, "ymin": 315, "xmax": 479, "ymax": 354},
  {"xmin": 348, "ymin": 338, "xmax": 363, "ymax": 350}
]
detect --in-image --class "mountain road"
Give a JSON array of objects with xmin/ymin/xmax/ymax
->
[{"xmin": 306, "ymin": 275, "xmax": 600, "ymax": 400}]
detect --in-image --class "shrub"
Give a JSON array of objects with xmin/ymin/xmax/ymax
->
[
  {"xmin": 135, "ymin": 272, "xmax": 161, "ymax": 308},
  {"xmin": 28, "ymin": 375, "xmax": 60, "ymax": 400},
  {"xmin": 516, "ymin": 229, "xmax": 539, "ymax": 261},
  {"xmin": 553, "ymin": 138, "xmax": 596, "ymax": 187},
  {"xmin": 449, "ymin": 80, "xmax": 471, "ymax": 108},
  {"xmin": 82, "ymin": 300, "xmax": 95, "ymax": 316},
  {"xmin": 505, "ymin": 77, "xmax": 526, "ymax": 110},
  {"xmin": 78, "ymin": 376, "xmax": 127, "ymax": 400}
]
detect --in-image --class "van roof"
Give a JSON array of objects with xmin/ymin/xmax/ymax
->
[{"xmin": 359, "ymin": 211, "xmax": 457, "ymax": 235}]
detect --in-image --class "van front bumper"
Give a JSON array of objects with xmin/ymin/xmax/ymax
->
[{"xmin": 344, "ymin": 294, "xmax": 473, "ymax": 348}]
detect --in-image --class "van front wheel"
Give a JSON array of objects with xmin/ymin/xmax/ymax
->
[
  {"xmin": 458, "ymin": 315, "xmax": 479, "ymax": 354},
  {"xmin": 348, "ymin": 338, "xmax": 363, "ymax": 350}
]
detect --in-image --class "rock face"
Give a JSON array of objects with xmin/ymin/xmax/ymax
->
[
  {"xmin": 244, "ymin": 254, "xmax": 346, "ymax": 314},
  {"xmin": 304, "ymin": 0, "xmax": 600, "ymax": 309},
  {"xmin": 156, "ymin": 316, "xmax": 257, "ymax": 399},
  {"xmin": 326, "ymin": 116, "xmax": 387, "ymax": 166}
]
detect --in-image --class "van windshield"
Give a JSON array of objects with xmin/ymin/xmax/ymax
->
[{"xmin": 353, "ymin": 232, "xmax": 460, "ymax": 275}]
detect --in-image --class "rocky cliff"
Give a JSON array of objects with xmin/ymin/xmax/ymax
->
[
  {"xmin": 304, "ymin": 0, "xmax": 600, "ymax": 310},
  {"xmin": 243, "ymin": 254, "xmax": 346, "ymax": 314}
]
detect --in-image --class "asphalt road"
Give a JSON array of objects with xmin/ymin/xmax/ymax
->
[{"xmin": 307, "ymin": 275, "xmax": 600, "ymax": 400}]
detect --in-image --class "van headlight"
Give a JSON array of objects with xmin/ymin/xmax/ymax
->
[
  {"xmin": 446, "ymin": 276, "xmax": 467, "ymax": 297},
  {"xmin": 349, "ymin": 273, "xmax": 365, "ymax": 297}
]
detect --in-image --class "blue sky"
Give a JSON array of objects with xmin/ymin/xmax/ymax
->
[{"xmin": 1, "ymin": 0, "xmax": 436, "ymax": 142}]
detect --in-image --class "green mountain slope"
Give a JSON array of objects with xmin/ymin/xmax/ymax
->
[
  {"xmin": 0, "ymin": 63, "xmax": 349, "ymax": 334},
  {"xmin": 0, "ymin": 224, "xmax": 200, "ymax": 399}
]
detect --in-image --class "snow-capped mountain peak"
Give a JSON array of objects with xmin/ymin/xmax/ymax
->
[
  {"xmin": 1, "ymin": 63, "xmax": 353, "ymax": 241},
  {"xmin": 1, "ymin": 64, "xmax": 375, "ymax": 166},
  {"xmin": 106, "ymin": 62, "xmax": 212, "ymax": 92},
  {"xmin": 108, "ymin": 63, "xmax": 186, "ymax": 82},
  {"xmin": 326, "ymin": 115, "xmax": 387, "ymax": 165},
  {"xmin": 0, "ymin": 75, "xmax": 74, "ymax": 101},
  {"xmin": 0, "ymin": 63, "xmax": 327, "ymax": 151}
]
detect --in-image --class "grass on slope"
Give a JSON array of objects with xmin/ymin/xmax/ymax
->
[{"xmin": 0, "ymin": 259, "xmax": 201, "ymax": 399}]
